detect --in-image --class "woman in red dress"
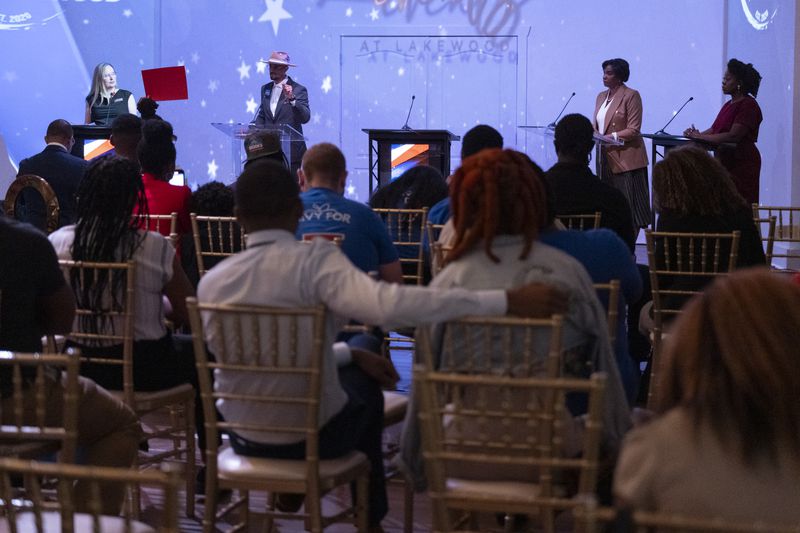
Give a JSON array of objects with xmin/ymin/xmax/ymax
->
[{"xmin": 684, "ymin": 59, "xmax": 763, "ymax": 204}]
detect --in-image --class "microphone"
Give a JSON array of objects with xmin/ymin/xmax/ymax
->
[
  {"xmin": 548, "ymin": 92, "xmax": 575, "ymax": 128},
  {"xmin": 655, "ymin": 96, "xmax": 693, "ymax": 135},
  {"xmin": 401, "ymin": 95, "xmax": 416, "ymax": 131}
]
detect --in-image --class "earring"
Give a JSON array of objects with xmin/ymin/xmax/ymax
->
[{"xmin": 737, "ymin": 84, "xmax": 742, "ymax": 93}]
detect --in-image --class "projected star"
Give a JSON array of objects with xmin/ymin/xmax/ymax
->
[
  {"xmin": 346, "ymin": 184, "xmax": 356, "ymax": 196},
  {"xmin": 191, "ymin": 51, "xmax": 200, "ymax": 64},
  {"xmin": 208, "ymin": 79, "xmax": 219, "ymax": 93},
  {"xmin": 200, "ymin": 99, "xmax": 207, "ymax": 108},
  {"xmin": 258, "ymin": 0, "xmax": 292, "ymax": 36},
  {"xmin": 369, "ymin": 8, "xmax": 379, "ymax": 21},
  {"xmin": 397, "ymin": 67, "xmax": 405, "ymax": 76},
  {"xmin": 312, "ymin": 112, "xmax": 321, "ymax": 124},
  {"xmin": 320, "ymin": 76, "xmax": 332, "ymax": 94},
  {"xmin": 123, "ymin": 9, "xmax": 133, "ymax": 18},
  {"xmin": 345, "ymin": 7, "xmax": 353, "ymax": 17},
  {"xmin": 256, "ymin": 60, "xmax": 267, "ymax": 74},
  {"xmin": 237, "ymin": 60, "xmax": 251, "ymax": 81},
  {"xmin": 207, "ymin": 159, "xmax": 218, "ymax": 180},
  {"xmin": 245, "ymin": 96, "xmax": 258, "ymax": 114},
  {"xmin": 3, "ymin": 71, "xmax": 18, "ymax": 83}
]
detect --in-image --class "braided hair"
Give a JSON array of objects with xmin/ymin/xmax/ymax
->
[
  {"xmin": 71, "ymin": 156, "xmax": 148, "ymax": 336},
  {"xmin": 447, "ymin": 149, "xmax": 549, "ymax": 264}
]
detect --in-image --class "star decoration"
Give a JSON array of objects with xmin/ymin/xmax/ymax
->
[
  {"xmin": 369, "ymin": 8, "xmax": 379, "ymax": 21},
  {"xmin": 320, "ymin": 76, "xmax": 332, "ymax": 94},
  {"xmin": 177, "ymin": 59, "xmax": 185, "ymax": 67},
  {"xmin": 122, "ymin": 9, "xmax": 133, "ymax": 18},
  {"xmin": 258, "ymin": 0, "xmax": 292, "ymax": 36},
  {"xmin": 191, "ymin": 51, "xmax": 200, "ymax": 64},
  {"xmin": 207, "ymin": 159, "xmax": 218, "ymax": 179},
  {"xmin": 3, "ymin": 71, "xmax": 18, "ymax": 83},
  {"xmin": 200, "ymin": 99, "xmax": 207, "ymax": 108},
  {"xmin": 237, "ymin": 60, "xmax": 251, "ymax": 81},
  {"xmin": 208, "ymin": 79, "xmax": 219, "ymax": 93},
  {"xmin": 397, "ymin": 67, "xmax": 405, "ymax": 76},
  {"xmin": 312, "ymin": 112, "xmax": 321, "ymax": 124},
  {"xmin": 256, "ymin": 61, "xmax": 267, "ymax": 74},
  {"xmin": 345, "ymin": 7, "xmax": 353, "ymax": 17},
  {"xmin": 245, "ymin": 96, "xmax": 258, "ymax": 114},
  {"xmin": 346, "ymin": 184, "xmax": 356, "ymax": 196}
]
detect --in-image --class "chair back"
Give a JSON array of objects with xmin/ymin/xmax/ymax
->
[
  {"xmin": 429, "ymin": 242, "xmax": 453, "ymax": 278},
  {"xmin": 373, "ymin": 207, "xmax": 429, "ymax": 284},
  {"xmin": 190, "ymin": 214, "xmax": 246, "ymax": 278},
  {"xmin": 644, "ymin": 230, "xmax": 740, "ymax": 407},
  {"xmin": 753, "ymin": 205, "xmax": 800, "ymax": 268},
  {"xmin": 753, "ymin": 215, "xmax": 776, "ymax": 266},
  {"xmin": 0, "ymin": 458, "xmax": 181, "ymax": 533},
  {"xmin": 593, "ymin": 280, "xmax": 621, "ymax": 348},
  {"xmin": 415, "ymin": 357, "xmax": 606, "ymax": 532},
  {"xmin": 58, "ymin": 260, "xmax": 136, "ymax": 407},
  {"xmin": 139, "ymin": 212, "xmax": 179, "ymax": 247},
  {"xmin": 3, "ymin": 175, "xmax": 60, "ymax": 234},
  {"xmin": 556, "ymin": 212, "xmax": 602, "ymax": 231},
  {"xmin": 186, "ymin": 298, "xmax": 327, "ymax": 481},
  {"xmin": 0, "ymin": 351, "xmax": 80, "ymax": 463}
]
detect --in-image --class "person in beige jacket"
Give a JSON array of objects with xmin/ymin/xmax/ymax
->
[{"xmin": 594, "ymin": 58, "xmax": 650, "ymax": 235}]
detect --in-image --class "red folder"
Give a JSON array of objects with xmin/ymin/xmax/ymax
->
[{"xmin": 141, "ymin": 66, "xmax": 188, "ymax": 101}]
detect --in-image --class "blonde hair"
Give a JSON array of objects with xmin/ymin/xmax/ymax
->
[
  {"xmin": 86, "ymin": 62, "xmax": 115, "ymax": 106},
  {"xmin": 658, "ymin": 268, "xmax": 800, "ymax": 465}
]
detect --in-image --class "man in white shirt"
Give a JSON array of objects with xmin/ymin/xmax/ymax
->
[{"xmin": 197, "ymin": 159, "xmax": 566, "ymax": 531}]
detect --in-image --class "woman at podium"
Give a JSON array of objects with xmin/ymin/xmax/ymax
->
[
  {"xmin": 593, "ymin": 58, "xmax": 650, "ymax": 234},
  {"xmin": 684, "ymin": 59, "xmax": 763, "ymax": 204},
  {"xmin": 84, "ymin": 62, "xmax": 137, "ymax": 126}
]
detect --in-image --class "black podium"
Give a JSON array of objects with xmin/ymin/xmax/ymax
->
[
  {"xmin": 362, "ymin": 129, "xmax": 460, "ymax": 196},
  {"xmin": 71, "ymin": 125, "xmax": 112, "ymax": 160}
]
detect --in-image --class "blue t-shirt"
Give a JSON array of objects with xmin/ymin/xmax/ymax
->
[
  {"xmin": 427, "ymin": 197, "xmax": 451, "ymax": 225},
  {"xmin": 540, "ymin": 228, "xmax": 642, "ymax": 404},
  {"xmin": 298, "ymin": 187, "xmax": 399, "ymax": 274}
]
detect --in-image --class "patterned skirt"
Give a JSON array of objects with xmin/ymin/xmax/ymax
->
[{"xmin": 601, "ymin": 157, "xmax": 652, "ymax": 228}]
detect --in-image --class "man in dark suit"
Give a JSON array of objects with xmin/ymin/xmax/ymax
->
[
  {"xmin": 17, "ymin": 119, "xmax": 87, "ymax": 229},
  {"xmin": 252, "ymin": 51, "xmax": 310, "ymax": 176}
]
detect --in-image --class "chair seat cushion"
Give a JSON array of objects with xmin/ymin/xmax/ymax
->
[
  {"xmin": 110, "ymin": 383, "xmax": 194, "ymax": 413},
  {"xmin": 0, "ymin": 512, "xmax": 154, "ymax": 533},
  {"xmin": 446, "ymin": 478, "xmax": 567, "ymax": 504},
  {"xmin": 217, "ymin": 446, "xmax": 368, "ymax": 488},
  {"xmin": 382, "ymin": 391, "xmax": 408, "ymax": 427}
]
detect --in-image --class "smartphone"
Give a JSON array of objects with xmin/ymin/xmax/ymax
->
[{"xmin": 169, "ymin": 168, "xmax": 185, "ymax": 186}]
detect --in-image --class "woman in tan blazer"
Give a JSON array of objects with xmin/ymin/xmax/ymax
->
[{"xmin": 594, "ymin": 58, "xmax": 650, "ymax": 232}]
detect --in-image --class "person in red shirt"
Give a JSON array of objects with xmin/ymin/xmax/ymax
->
[{"xmin": 136, "ymin": 119, "xmax": 191, "ymax": 243}]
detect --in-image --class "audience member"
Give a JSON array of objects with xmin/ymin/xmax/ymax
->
[
  {"xmin": 0, "ymin": 214, "xmax": 140, "ymax": 514},
  {"xmin": 400, "ymin": 148, "xmax": 632, "ymax": 490},
  {"xmin": 652, "ymin": 145, "xmax": 765, "ymax": 307},
  {"xmin": 615, "ymin": 269, "xmax": 800, "ymax": 524},
  {"xmin": 47, "ymin": 156, "xmax": 205, "ymax": 454},
  {"xmin": 197, "ymin": 159, "xmax": 567, "ymax": 531},
  {"xmin": 16, "ymin": 119, "xmax": 87, "ymax": 229},
  {"xmin": 243, "ymin": 130, "xmax": 287, "ymax": 169},
  {"xmin": 108, "ymin": 113, "xmax": 143, "ymax": 161},
  {"xmin": 137, "ymin": 119, "xmax": 191, "ymax": 240},
  {"xmin": 136, "ymin": 96, "xmax": 163, "ymax": 122},
  {"xmin": 183, "ymin": 181, "xmax": 240, "ymax": 286},
  {"xmin": 546, "ymin": 113, "xmax": 636, "ymax": 251},
  {"xmin": 299, "ymin": 143, "xmax": 401, "ymax": 283},
  {"xmin": 427, "ymin": 124, "xmax": 503, "ymax": 226}
]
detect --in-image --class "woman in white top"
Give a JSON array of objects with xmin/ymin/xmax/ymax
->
[
  {"xmin": 614, "ymin": 269, "xmax": 800, "ymax": 525},
  {"xmin": 48, "ymin": 156, "xmax": 205, "ymax": 446}
]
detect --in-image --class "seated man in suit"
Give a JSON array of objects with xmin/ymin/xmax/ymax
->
[
  {"xmin": 17, "ymin": 119, "xmax": 87, "ymax": 229},
  {"xmin": 197, "ymin": 160, "xmax": 566, "ymax": 531},
  {"xmin": 545, "ymin": 113, "xmax": 635, "ymax": 252}
]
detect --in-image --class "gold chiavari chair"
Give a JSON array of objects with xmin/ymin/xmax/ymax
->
[
  {"xmin": 556, "ymin": 211, "xmax": 602, "ymax": 231},
  {"xmin": 644, "ymin": 230, "xmax": 740, "ymax": 408},
  {"xmin": 186, "ymin": 299, "xmax": 370, "ymax": 533},
  {"xmin": 416, "ymin": 315, "xmax": 606, "ymax": 533},
  {"xmin": 140, "ymin": 212, "xmax": 179, "ymax": 248},
  {"xmin": 752, "ymin": 204, "xmax": 800, "ymax": 269},
  {"xmin": 0, "ymin": 458, "xmax": 181, "ymax": 533},
  {"xmin": 59, "ymin": 260, "xmax": 196, "ymax": 517},
  {"xmin": 190, "ymin": 214, "xmax": 246, "ymax": 278},
  {"xmin": 593, "ymin": 280, "xmax": 621, "ymax": 349},
  {"xmin": 753, "ymin": 215, "xmax": 777, "ymax": 266},
  {"xmin": 373, "ymin": 207, "xmax": 429, "ymax": 285},
  {"xmin": 0, "ymin": 350, "xmax": 80, "ymax": 463},
  {"xmin": 575, "ymin": 504, "xmax": 800, "ymax": 533},
  {"xmin": 3, "ymin": 175, "xmax": 61, "ymax": 234}
]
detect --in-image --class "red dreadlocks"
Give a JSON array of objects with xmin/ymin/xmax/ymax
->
[{"xmin": 447, "ymin": 148, "xmax": 549, "ymax": 264}]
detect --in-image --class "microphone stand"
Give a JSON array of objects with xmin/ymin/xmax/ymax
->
[
  {"xmin": 548, "ymin": 92, "xmax": 575, "ymax": 128},
  {"xmin": 401, "ymin": 95, "xmax": 416, "ymax": 131},
  {"xmin": 655, "ymin": 96, "xmax": 693, "ymax": 135}
]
